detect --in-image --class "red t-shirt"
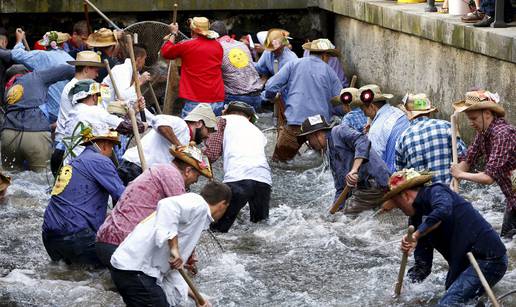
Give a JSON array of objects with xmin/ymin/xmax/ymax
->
[{"xmin": 161, "ymin": 36, "xmax": 225, "ymax": 102}]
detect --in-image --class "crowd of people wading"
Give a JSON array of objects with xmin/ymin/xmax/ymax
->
[{"xmin": 0, "ymin": 7, "xmax": 514, "ymax": 307}]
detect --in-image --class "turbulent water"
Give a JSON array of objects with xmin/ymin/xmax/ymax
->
[{"xmin": 0, "ymin": 113, "xmax": 514, "ymax": 307}]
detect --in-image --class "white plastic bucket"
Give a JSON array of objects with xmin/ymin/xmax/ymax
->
[{"xmin": 449, "ymin": 0, "xmax": 469, "ymax": 15}]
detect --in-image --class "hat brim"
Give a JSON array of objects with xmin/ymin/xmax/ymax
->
[
  {"xmin": 302, "ymin": 46, "xmax": 340, "ymax": 57},
  {"xmin": 86, "ymin": 39, "xmax": 117, "ymax": 47},
  {"xmin": 184, "ymin": 113, "xmax": 218, "ymax": 131},
  {"xmin": 405, "ymin": 107, "xmax": 438, "ymax": 120},
  {"xmin": 81, "ymin": 135, "xmax": 120, "ymax": 146},
  {"xmin": 66, "ymin": 60, "xmax": 105, "ymax": 67},
  {"xmin": 382, "ymin": 174, "xmax": 433, "ymax": 202},
  {"xmin": 298, "ymin": 124, "xmax": 333, "ymax": 137},
  {"xmin": 169, "ymin": 148, "xmax": 213, "ymax": 179},
  {"xmin": 453, "ymin": 100, "xmax": 505, "ymax": 117}
]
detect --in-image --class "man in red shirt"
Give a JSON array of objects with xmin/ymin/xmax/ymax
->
[{"xmin": 161, "ymin": 17, "xmax": 225, "ymax": 118}]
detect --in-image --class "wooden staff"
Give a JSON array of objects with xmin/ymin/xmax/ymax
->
[
  {"xmin": 148, "ymin": 82, "xmax": 162, "ymax": 114},
  {"xmin": 126, "ymin": 34, "xmax": 146, "ymax": 122},
  {"xmin": 83, "ymin": 0, "xmax": 121, "ymax": 30},
  {"xmin": 350, "ymin": 75, "xmax": 357, "ymax": 88},
  {"xmin": 104, "ymin": 59, "xmax": 122, "ymax": 100},
  {"xmin": 83, "ymin": 2, "xmax": 92, "ymax": 34},
  {"xmin": 450, "ymin": 112, "xmax": 459, "ymax": 192},
  {"xmin": 163, "ymin": 3, "xmax": 180, "ymax": 114},
  {"xmin": 178, "ymin": 268, "xmax": 206, "ymax": 306},
  {"xmin": 394, "ymin": 225, "xmax": 415, "ymax": 296},
  {"xmin": 16, "ymin": 29, "xmax": 30, "ymax": 51},
  {"xmin": 128, "ymin": 108, "xmax": 148, "ymax": 170},
  {"xmin": 329, "ymin": 185, "xmax": 352, "ymax": 214},
  {"xmin": 467, "ymin": 252, "xmax": 500, "ymax": 307}
]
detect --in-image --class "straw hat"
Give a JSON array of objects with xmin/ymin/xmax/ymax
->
[
  {"xmin": 189, "ymin": 17, "xmax": 219, "ymax": 39},
  {"xmin": 263, "ymin": 28, "xmax": 290, "ymax": 51},
  {"xmin": 357, "ymin": 84, "xmax": 394, "ymax": 105},
  {"xmin": 169, "ymin": 145, "xmax": 213, "ymax": 178},
  {"xmin": 382, "ymin": 168, "xmax": 433, "ymax": 202},
  {"xmin": 184, "ymin": 103, "xmax": 218, "ymax": 130},
  {"xmin": 453, "ymin": 90, "xmax": 505, "ymax": 117},
  {"xmin": 79, "ymin": 122, "xmax": 120, "ymax": 146},
  {"xmin": 340, "ymin": 87, "xmax": 360, "ymax": 106},
  {"xmin": 66, "ymin": 51, "xmax": 104, "ymax": 67},
  {"xmin": 402, "ymin": 93, "xmax": 438, "ymax": 120},
  {"xmin": 302, "ymin": 38, "xmax": 339, "ymax": 57},
  {"xmin": 225, "ymin": 101, "xmax": 258, "ymax": 123},
  {"xmin": 86, "ymin": 28, "xmax": 117, "ymax": 47},
  {"xmin": 38, "ymin": 31, "xmax": 70, "ymax": 47},
  {"xmin": 298, "ymin": 114, "xmax": 334, "ymax": 137},
  {"xmin": 107, "ymin": 100, "xmax": 128, "ymax": 117},
  {"xmin": 69, "ymin": 79, "xmax": 101, "ymax": 105}
]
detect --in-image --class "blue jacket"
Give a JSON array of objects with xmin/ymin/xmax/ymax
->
[
  {"xmin": 410, "ymin": 184, "xmax": 506, "ymax": 289},
  {"xmin": 42, "ymin": 146, "xmax": 125, "ymax": 236}
]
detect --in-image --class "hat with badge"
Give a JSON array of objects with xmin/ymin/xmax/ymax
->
[
  {"xmin": 298, "ymin": 114, "xmax": 334, "ymax": 137},
  {"xmin": 340, "ymin": 87, "xmax": 360, "ymax": 106},
  {"xmin": 382, "ymin": 168, "xmax": 433, "ymax": 203},
  {"xmin": 38, "ymin": 31, "xmax": 71, "ymax": 49},
  {"xmin": 402, "ymin": 93, "xmax": 438, "ymax": 120},
  {"xmin": 69, "ymin": 79, "xmax": 101, "ymax": 105},
  {"xmin": 357, "ymin": 84, "xmax": 394, "ymax": 105},
  {"xmin": 79, "ymin": 121, "xmax": 120, "ymax": 146},
  {"xmin": 453, "ymin": 90, "xmax": 505, "ymax": 117},
  {"xmin": 169, "ymin": 145, "xmax": 213, "ymax": 178}
]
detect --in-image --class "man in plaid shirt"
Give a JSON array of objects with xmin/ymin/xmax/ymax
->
[
  {"xmin": 339, "ymin": 87, "xmax": 369, "ymax": 133},
  {"xmin": 396, "ymin": 94, "xmax": 466, "ymax": 184},
  {"xmin": 450, "ymin": 90, "xmax": 516, "ymax": 238}
]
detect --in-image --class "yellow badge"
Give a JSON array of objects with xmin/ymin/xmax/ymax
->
[
  {"xmin": 100, "ymin": 84, "xmax": 111, "ymax": 103},
  {"xmin": 228, "ymin": 48, "xmax": 249, "ymax": 69},
  {"xmin": 51, "ymin": 165, "xmax": 73, "ymax": 196},
  {"xmin": 511, "ymin": 169, "xmax": 516, "ymax": 192},
  {"xmin": 6, "ymin": 84, "xmax": 24, "ymax": 105}
]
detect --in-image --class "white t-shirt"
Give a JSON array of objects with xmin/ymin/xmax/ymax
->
[
  {"xmin": 222, "ymin": 115, "xmax": 272, "ymax": 185},
  {"xmin": 123, "ymin": 115, "xmax": 190, "ymax": 167},
  {"xmin": 62, "ymin": 103, "xmax": 123, "ymax": 161},
  {"xmin": 111, "ymin": 193, "xmax": 213, "ymax": 306},
  {"xmin": 102, "ymin": 58, "xmax": 137, "ymax": 104},
  {"xmin": 55, "ymin": 77, "xmax": 79, "ymax": 142}
]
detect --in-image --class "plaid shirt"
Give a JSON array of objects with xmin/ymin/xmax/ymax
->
[
  {"xmin": 203, "ymin": 118, "xmax": 227, "ymax": 163},
  {"xmin": 342, "ymin": 108, "xmax": 368, "ymax": 132},
  {"xmin": 395, "ymin": 117, "xmax": 467, "ymax": 184},
  {"xmin": 464, "ymin": 118, "xmax": 516, "ymax": 210}
]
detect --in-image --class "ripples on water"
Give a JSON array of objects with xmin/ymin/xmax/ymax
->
[{"xmin": 0, "ymin": 113, "xmax": 514, "ymax": 306}]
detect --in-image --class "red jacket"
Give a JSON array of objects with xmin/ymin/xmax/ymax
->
[{"xmin": 161, "ymin": 36, "xmax": 224, "ymax": 102}]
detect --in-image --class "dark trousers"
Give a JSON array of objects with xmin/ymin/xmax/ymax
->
[
  {"xmin": 480, "ymin": 0, "xmax": 512, "ymax": 20},
  {"xmin": 117, "ymin": 159, "xmax": 143, "ymax": 186},
  {"xmin": 42, "ymin": 228, "xmax": 101, "ymax": 266},
  {"xmin": 50, "ymin": 148, "xmax": 65, "ymax": 177},
  {"xmin": 211, "ymin": 179, "xmax": 271, "ymax": 233},
  {"xmin": 111, "ymin": 269, "xmax": 170, "ymax": 307},
  {"xmin": 95, "ymin": 241, "xmax": 118, "ymax": 269},
  {"xmin": 501, "ymin": 207, "xmax": 516, "ymax": 238}
]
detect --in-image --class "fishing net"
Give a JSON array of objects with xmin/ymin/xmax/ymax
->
[{"xmin": 195, "ymin": 231, "xmax": 225, "ymax": 269}]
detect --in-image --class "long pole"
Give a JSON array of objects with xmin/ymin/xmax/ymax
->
[
  {"xmin": 163, "ymin": 3, "xmax": 179, "ymax": 115},
  {"xmin": 450, "ymin": 112, "xmax": 459, "ymax": 192},
  {"xmin": 329, "ymin": 185, "xmax": 352, "ymax": 214},
  {"xmin": 104, "ymin": 59, "xmax": 122, "ymax": 100},
  {"xmin": 83, "ymin": 0, "xmax": 122, "ymax": 30},
  {"xmin": 126, "ymin": 34, "xmax": 146, "ymax": 122},
  {"xmin": 394, "ymin": 225, "xmax": 415, "ymax": 296},
  {"xmin": 178, "ymin": 268, "xmax": 206, "ymax": 306},
  {"xmin": 467, "ymin": 252, "xmax": 500, "ymax": 307},
  {"xmin": 350, "ymin": 75, "xmax": 357, "ymax": 88},
  {"xmin": 148, "ymin": 82, "xmax": 162, "ymax": 114},
  {"xmin": 83, "ymin": 2, "xmax": 92, "ymax": 34},
  {"xmin": 128, "ymin": 108, "xmax": 148, "ymax": 170}
]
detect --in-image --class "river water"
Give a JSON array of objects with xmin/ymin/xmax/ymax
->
[{"xmin": 0, "ymin": 113, "xmax": 514, "ymax": 306}]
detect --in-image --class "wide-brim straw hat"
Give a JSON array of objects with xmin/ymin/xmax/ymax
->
[
  {"xmin": 356, "ymin": 84, "xmax": 394, "ymax": 106},
  {"xmin": 38, "ymin": 31, "xmax": 70, "ymax": 46},
  {"xmin": 298, "ymin": 114, "xmax": 334, "ymax": 137},
  {"xmin": 106, "ymin": 100, "xmax": 128, "ymax": 116},
  {"xmin": 402, "ymin": 93, "xmax": 438, "ymax": 120},
  {"xmin": 302, "ymin": 38, "xmax": 340, "ymax": 57},
  {"xmin": 80, "ymin": 127, "xmax": 120, "ymax": 146},
  {"xmin": 169, "ymin": 145, "xmax": 213, "ymax": 179},
  {"xmin": 263, "ymin": 28, "xmax": 290, "ymax": 51},
  {"xmin": 189, "ymin": 17, "xmax": 219, "ymax": 39},
  {"xmin": 453, "ymin": 90, "xmax": 505, "ymax": 117},
  {"xmin": 382, "ymin": 169, "xmax": 433, "ymax": 202},
  {"xmin": 340, "ymin": 87, "xmax": 360, "ymax": 105},
  {"xmin": 184, "ymin": 103, "xmax": 218, "ymax": 130},
  {"xmin": 86, "ymin": 28, "xmax": 117, "ymax": 47},
  {"xmin": 66, "ymin": 51, "xmax": 104, "ymax": 67}
]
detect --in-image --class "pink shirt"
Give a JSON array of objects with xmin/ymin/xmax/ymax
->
[{"xmin": 96, "ymin": 164, "xmax": 186, "ymax": 245}]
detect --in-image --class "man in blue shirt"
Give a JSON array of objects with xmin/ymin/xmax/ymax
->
[
  {"xmin": 298, "ymin": 114, "xmax": 391, "ymax": 213},
  {"xmin": 42, "ymin": 123, "xmax": 125, "ymax": 266},
  {"xmin": 383, "ymin": 169, "xmax": 507, "ymax": 306},
  {"xmin": 254, "ymin": 28, "xmax": 298, "ymax": 78},
  {"xmin": 262, "ymin": 39, "xmax": 342, "ymax": 162},
  {"xmin": 356, "ymin": 85, "xmax": 410, "ymax": 172}
]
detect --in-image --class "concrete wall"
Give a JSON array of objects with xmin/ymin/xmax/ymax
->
[{"xmin": 335, "ymin": 16, "xmax": 516, "ymax": 140}]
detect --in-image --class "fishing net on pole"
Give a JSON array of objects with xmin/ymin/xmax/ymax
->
[{"xmin": 195, "ymin": 231, "xmax": 225, "ymax": 269}]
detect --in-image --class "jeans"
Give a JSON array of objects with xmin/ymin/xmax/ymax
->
[
  {"xmin": 225, "ymin": 93, "xmax": 263, "ymax": 111},
  {"xmin": 117, "ymin": 159, "xmax": 143, "ymax": 186},
  {"xmin": 438, "ymin": 254, "xmax": 508, "ymax": 306},
  {"xmin": 42, "ymin": 228, "xmax": 101, "ymax": 266},
  {"xmin": 111, "ymin": 269, "xmax": 170, "ymax": 307},
  {"xmin": 211, "ymin": 179, "xmax": 271, "ymax": 233},
  {"xmin": 181, "ymin": 100, "xmax": 225, "ymax": 118},
  {"xmin": 480, "ymin": 0, "xmax": 512, "ymax": 19}
]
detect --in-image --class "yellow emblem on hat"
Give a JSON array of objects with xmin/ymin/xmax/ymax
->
[{"xmin": 51, "ymin": 165, "xmax": 73, "ymax": 196}]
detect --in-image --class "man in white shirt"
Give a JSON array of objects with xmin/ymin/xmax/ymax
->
[
  {"xmin": 204, "ymin": 101, "xmax": 272, "ymax": 232},
  {"xmin": 51, "ymin": 51, "xmax": 104, "ymax": 176},
  {"xmin": 117, "ymin": 103, "xmax": 218, "ymax": 186},
  {"xmin": 110, "ymin": 181, "xmax": 231, "ymax": 307}
]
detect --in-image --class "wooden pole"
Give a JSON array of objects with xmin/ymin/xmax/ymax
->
[
  {"xmin": 467, "ymin": 252, "xmax": 500, "ymax": 307},
  {"xmin": 178, "ymin": 268, "xmax": 206, "ymax": 306},
  {"xmin": 148, "ymin": 82, "xmax": 162, "ymax": 114},
  {"xmin": 350, "ymin": 75, "xmax": 357, "ymax": 88},
  {"xmin": 329, "ymin": 185, "xmax": 352, "ymax": 214},
  {"xmin": 104, "ymin": 59, "xmax": 122, "ymax": 100},
  {"xmin": 163, "ymin": 3, "xmax": 180, "ymax": 115},
  {"xmin": 126, "ymin": 34, "xmax": 146, "ymax": 122},
  {"xmin": 450, "ymin": 112, "xmax": 459, "ymax": 192},
  {"xmin": 394, "ymin": 225, "xmax": 415, "ymax": 296},
  {"xmin": 83, "ymin": 0, "xmax": 121, "ymax": 30},
  {"xmin": 128, "ymin": 108, "xmax": 147, "ymax": 170},
  {"xmin": 83, "ymin": 2, "xmax": 92, "ymax": 34}
]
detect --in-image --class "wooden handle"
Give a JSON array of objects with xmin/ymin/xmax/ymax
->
[
  {"xmin": 126, "ymin": 34, "xmax": 146, "ymax": 122},
  {"xmin": 350, "ymin": 75, "xmax": 357, "ymax": 88},
  {"xmin": 83, "ymin": 0, "xmax": 121, "ymax": 30},
  {"xmin": 104, "ymin": 59, "xmax": 122, "ymax": 100},
  {"xmin": 128, "ymin": 108, "xmax": 147, "ymax": 170},
  {"xmin": 178, "ymin": 268, "xmax": 206, "ymax": 306},
  {"xmin": 450, "ymin": 112, "xmax": 459, "ymax": 192},
  {"xmin": 22, "ymin": 37, "xmax": 30, "ymax": 51},
  {"xmin": 329, "ymin": 185, "xmax": 352, "ymax": 214},
  {"xmin": 467, "ymin": 252, "xmax": 500, "ymax": 307},
  {"xmin": 172, "ymin": 3, "xmax": 178, "ymax": 24},
  {"xmin": 148, "ymin": 82, "xmax": 162, "ymax": 114},
  {"xmin": 394, "ymin": 225, "xmax": 415, "ymax": 296}
]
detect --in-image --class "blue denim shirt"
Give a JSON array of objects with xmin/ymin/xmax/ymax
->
[
  {"xmin": 254, "ymin": 48, "xmax": 298, "ymax": 77},
  {"xmin": 328, "ymin": 124, "xmax": 391, "ymax": 201},
  {"xmin": 410, "ymin": 184, "xmax": 506, "ymax": 289},
  {"xmin": 42, "ymin": 146, "xmax": 125, "ymax": 236}
]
